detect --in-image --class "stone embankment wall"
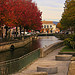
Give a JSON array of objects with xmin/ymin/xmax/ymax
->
[
  {"xmin": 25, "ymin": 72, "xmax": 48, "ymax": 75},
  {"xmin": 0, "ymin": 37, "xmax": 32, "ymax": 52},
  {"xmin": 40, "ymin": 41, "xmax": 64, "ymax": 57},
  {"xmin": 0, "ymin": 36, "xmax": 64, "ymax": 74}
]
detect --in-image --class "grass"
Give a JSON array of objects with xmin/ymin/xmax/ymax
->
[{"xmin": 60, "ymin": 46, "xmax": 75, "ymax": 52}]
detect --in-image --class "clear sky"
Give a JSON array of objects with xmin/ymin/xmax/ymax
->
[{"xmin": 32, "ymin": 0, "xmax": 65, "ymax": 22}]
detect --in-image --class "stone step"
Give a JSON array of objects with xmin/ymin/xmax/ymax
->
[
  {"xmin": 37, "ymin": 65, "xmax": 58, "ymax": 74},
  {"xmin": 55, "ymin": 54, "xmax": 72, "ymax": 61}
]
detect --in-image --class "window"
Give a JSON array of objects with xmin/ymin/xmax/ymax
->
[
  {"xmin": 47, "ymin": 25, "xmax": 49, "ymax": 28},
  {"xmin": 50, "ymin": 25, "xmax": 52, "ymax": 28},
  {"xmin": 44, "ymin": 25, "xmax": 46, "ymax": 28}
]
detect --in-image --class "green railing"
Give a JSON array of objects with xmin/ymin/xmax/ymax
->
[{"xmin": 0, "ymin": 48, "xmax": 40, "ymax": 75}]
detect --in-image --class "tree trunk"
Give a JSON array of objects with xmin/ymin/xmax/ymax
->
[
  {"xmin": 5, "ymin": 26, "xmax": 8, "ymax": 38},
  {"xmin": 10, "ymin": 29, "xmax": 11, "ymax": 38},
  {"xmin": 16, "ymin": 26, "xmax": 17, "ymax": 37},
  {"xmin": 20, "ymin": 25, "xmax": 21, "ymax": 37},
  {"xmin": 24, "ymin": 27, "xmax": 25, "ymax": 36},
  {"xmin": 1, "ymin": 27, "xmax": 3, "ymax": 39},
  {"xmin": 74, "ymin": 26, "xmax": 75, "ymax": 34}
]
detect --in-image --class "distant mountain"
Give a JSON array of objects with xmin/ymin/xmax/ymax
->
[{"xmin": 53, "ymin": 21, "xmax": 59, "ymax": 25}]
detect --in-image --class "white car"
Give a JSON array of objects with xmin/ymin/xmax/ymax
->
[
  {"xmin": 36, "ymin": 31, "xmax": 40, "ymax": 34},
  {"xmin": 27, "ymin": 33, "xmax": 31, "ymax": 35},
  {"xmin": 21, "ymin": 32, "xmax": 31, "ymax": 36}
]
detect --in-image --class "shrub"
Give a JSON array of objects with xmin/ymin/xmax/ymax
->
[
  {"xmin": 55, "ymin": 33, "xmax": 71, "ymax": 40},
  {"xmin": 70, "ymin": 34, "xmax": 75, "ymax": 41},
  {"xmin": 64, "ymin": 34, "xmax": 75, "ymax": 49},
  {"xmin": 64, "ymin": 38, "xmax": 72, "ymax": 47},
  {"xmin": 70, "ymin": 41, "xmax": 75, "ymax": 49}
]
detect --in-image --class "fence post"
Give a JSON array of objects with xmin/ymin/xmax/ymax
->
[{"xmin": 40, "ymin": 48, "xmax": 44, "ymax": 58}]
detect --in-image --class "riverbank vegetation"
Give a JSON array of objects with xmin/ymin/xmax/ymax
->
[
  {"xmin": 55, "ymin": 33, "xmax": 75, "ymax": 50},
  {"xmin": 60, "ymin": 0, "xmax": 75, "ymax": 33},
  {"xmin": 60, "ymin": 46, "xmax": 75, "ymax": 52},
  {"xmin": 59, "ymin": 0, "xmax": 75, "ymax": 50},
  {"xmin": 64, "ymin": 34, "xmax": 75, "ymax": 49}
]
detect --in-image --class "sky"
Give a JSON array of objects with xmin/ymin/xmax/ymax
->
[{"xmin": 32, "ymin": 0, "xmax": 65, "ymax": 22}]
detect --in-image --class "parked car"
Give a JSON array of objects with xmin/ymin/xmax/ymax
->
[
  {"xmin": 36, "ymin": 31, "xmax": 40, "ymax": 34},
  {"xmin": 21, "ymin": 32, "xmax": 31, "ymax": 36},
  {"xmin": 21, "ymin": 32, "xmax": 27, "ymax": 35},
  {"xmin": 30, "ymin": 32, "xmax": 36, "ymax": 35}
]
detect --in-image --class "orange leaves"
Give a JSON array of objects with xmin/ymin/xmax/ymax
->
[
  {"xmin": 1, "ymin": 16, "xmax": 5, "ymax": 19},
  {"xmin": 57, "ymin": 23, "xmax": 63, "ymax": 30}
]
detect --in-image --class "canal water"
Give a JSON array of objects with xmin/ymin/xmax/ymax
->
[{"xmin": 0, "ymin": 36, "xmax": 60, "ymax": 62}]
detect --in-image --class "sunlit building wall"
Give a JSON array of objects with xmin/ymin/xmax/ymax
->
[{"xmin": 40, "ymin": 21, "xmax": 56, "ymax": 33}]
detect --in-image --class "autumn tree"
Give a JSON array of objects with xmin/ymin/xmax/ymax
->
[
  {"xmin": 0, "ymin": 0, "xmax": 42, "ymax": 38},
  {"xmin": 60, "ymin": 0, "xmax": 75, "ymax": 32},
  {"xmin": 13, "ymin": 0, "xmax": 42, "ymax": 36},
  {"xmin": 0, "ymin": 0, "xmax": 15, "ymax": 38},
  {"xmin": 21, "ymin": 1, "xmax": 42, "ymax": 31},
  {"xmin": 57, "ymin": 23, "xmax": 63, "ymax": 31}
]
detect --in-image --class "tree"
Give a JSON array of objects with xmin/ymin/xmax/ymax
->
[
  {"xmin": 21, "ymin": 2, "xmax": 42, "ymax": 31},
  {"xmin": 0, "ymin": 0, "xmax": 42, "ymax": 38},
  {"xmin": 57, "ymin": 23, "xmax": 63, "ymax": 31},
  {"xmin": 60, "ymin": 0, "xmax": 75, "ymax": 32},
  {"xmin": 0, "ymin": 0, "xmax": 16, "ymax": 38}
]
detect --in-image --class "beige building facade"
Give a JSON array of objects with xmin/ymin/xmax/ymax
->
[{"xmin": 40, "ymin": 21, "xmax": 56, "ymax": 33}]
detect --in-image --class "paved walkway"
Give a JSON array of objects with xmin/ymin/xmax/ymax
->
[{"xmin": 12, "ymin": 46, "xmax": 71, "ymax": 75}]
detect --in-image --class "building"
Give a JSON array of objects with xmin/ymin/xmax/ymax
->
[{"xmin": 40, "ymin": 21, "xmax": 56, "ymax": 33}]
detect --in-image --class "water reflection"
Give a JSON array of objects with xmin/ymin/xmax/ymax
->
[
  {"xmin": 37, "ymin": 36, "xmax": 60, "ymax": 48},
  {"xmin": 0, "ymin": 36, "xmax": 60, "ymax": 62}
]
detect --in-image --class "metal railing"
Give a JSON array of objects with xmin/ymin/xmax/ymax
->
[{"xmin": 0, "ymin": 48, "xmax": 40, "ymax": 75}]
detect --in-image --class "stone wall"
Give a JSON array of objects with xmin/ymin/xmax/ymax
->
[
  {"xmin": 0, "ymin": 37, "xmax": 32, "ymax": 52},
  {"xmin": 25, "ymin": 72, "xmax": 48, "ymax": 75},
  {"xmin": 40, "ymin": 41, "xmax": 64, "ymax": 57},
  {"xmin": 68, "ymin": 61, "xmax": 75, "ymax": 75}
]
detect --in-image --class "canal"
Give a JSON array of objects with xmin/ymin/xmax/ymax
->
[{"xmin": 0, "ymin": 36, "xmax": 60, "ymax": 62}]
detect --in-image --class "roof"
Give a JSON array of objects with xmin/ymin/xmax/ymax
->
[
  {"xmin": 42, "ymin": 21, "xmax": 53, "ymax": 24},
  {"xmin": 42, "ymin": 21, "xmax": 56, "ymax": 25}
]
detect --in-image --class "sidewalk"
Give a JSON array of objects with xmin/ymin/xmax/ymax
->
[{"xmin": 12, "ymin": 46, "xmax": 71, "ymax": 75}]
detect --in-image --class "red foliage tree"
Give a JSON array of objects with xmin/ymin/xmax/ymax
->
[
  {"xmin": 0, "ymin": 0, "xmax": 16, "ymax": 37},
  {"xmin": 0, "ymin": 0, "xmax": 42, "ymax": 38}
]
